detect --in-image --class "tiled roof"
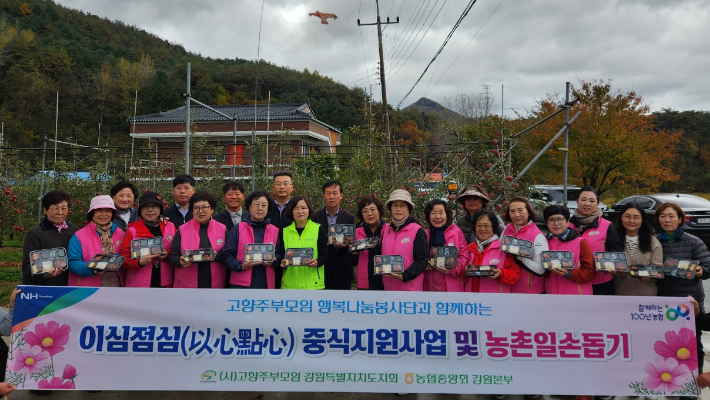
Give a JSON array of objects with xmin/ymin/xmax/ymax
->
[{"xmin": 131, "ymin": 101, "xmax": 340, "ymax": 133}]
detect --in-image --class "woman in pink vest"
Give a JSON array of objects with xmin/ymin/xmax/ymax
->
[
  {"xmin": 350, "ymin": 195, "xmax": 386, "ymax": 290},
  {"xmin": 119, "ymin": 191, "xmax": 176, "ymax": 288},
  {"xmin": 222, "ymin": 191, "xmax": 280, "ymax": 289},
  {"xmin": 544, "ymin": 205, "xmax": 596, "ymax": 295},
  {"xmin": 465, "ymin": 210, "xmax": 520, "ymax": 293},
  {"xmin": 380, "ymin": 189, "xmax": 428, "ymax": 291},
  {"xmin": 503, "ymin": 197, "xmax": 547, "ymax": 294},
  {"xmin": 423, "ymin": 199, "xmax": 468, "ymax": 292},
  {"xmin": 569, "ymin": 186, "xmax": 623, "ymax": 295},
  {"xmin": 67, "ymin": 195, "xmax": 125, "ymax": 287},
  {"xmin": 168, "ymin": 190, "xmax": 227, "ymax": 288}
]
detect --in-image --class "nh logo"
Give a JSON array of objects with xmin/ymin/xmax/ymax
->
[{"xmin": 20, "ymin": 293, "xmax": 38, "ymax": 300}]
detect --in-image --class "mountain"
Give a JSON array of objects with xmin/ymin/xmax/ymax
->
[
  {"xmin": 0, "ymin": 0, "xmax": 366, "ymax": 154},
  {"xmin": 404, "ymin": 97, "xmax": 462, "ymax": 119}
]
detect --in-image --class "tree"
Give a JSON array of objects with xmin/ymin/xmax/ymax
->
[{"xmin": 522, "ymin": 80, "xmax": 681, "ymax": 197}]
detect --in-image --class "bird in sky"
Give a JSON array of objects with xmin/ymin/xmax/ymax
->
[{"xmin": 309, "ymin": 11, "xmax": 337, "ymax": 25}]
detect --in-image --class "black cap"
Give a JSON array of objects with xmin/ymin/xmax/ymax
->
[{"xmin": 138, "ymin": 191, "xmax": 164, "ymax": 213}]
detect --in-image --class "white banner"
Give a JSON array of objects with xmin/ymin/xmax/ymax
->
[{"xmin": 5, "ymin": 285, "xmax": 700, "ymax": 396}]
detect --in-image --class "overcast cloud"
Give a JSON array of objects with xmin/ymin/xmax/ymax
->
[{"xmin": 55, "ymin": 0, "xmax": 710, "ymax": 113}]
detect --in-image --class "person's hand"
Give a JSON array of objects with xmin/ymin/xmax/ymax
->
[
  {"xmin": 435, "ymin": 267, "xmax": 450, "ymax": 275},
  {"xmin": 157, "ymin": 250, "xmax": 169, "ymax": 261},
  {"xmin": 489, "ymin": 268, "xmax": 502, "ymax": 280},
  {"xmin": 696, "ymin": 265, "xmax": 703, "ymax": 278},
  {"xmin": 333, "ymin": 243, "xmax": 346, "ymax": 249},
  {"xmin": 280, "ymin": 260, "xmax": 288, "ymax": 269},
  {"xmin": 0, "ymin": 381, "xmax": 15, "ymax": 396},
  {"xmin": 697, "ymin": 371, "xmax": 710, "ymax": 388},
  {"xmin": 139, "ymin": 254, "xmax": 159, "ymax": 267},
  {"xmin": 241, "ymin": 261, "xmax": 260, "ymax": 270},
  {"xmin": 179, "ymin": 257, "xmax": 192, "ymax": 268},
  {"xmin": 690, "ymin": 296, "xmax": 701, "ymax": 315},
  {"xmin": 388, "ymin": 273, "xmax": 404, "ymax": 281},
  {"xmin": 640, "ymin": 277, "xmax": 651, "ymax": 283},
  {"xmin": 550, "ymin": 267, "xmax": 568, "ymax": 277},
  {"xmin": 44, "ymin": 267, "xmax": 63, "ymax": 279},
  {"xmin": 308, "ymin": 258, "xmax": 319, "ymax": 268},
  {"xmin": 8, "ymin": 288, "xmax": 21, "ymax": 309}
]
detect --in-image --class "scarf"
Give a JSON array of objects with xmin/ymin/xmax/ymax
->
[
  {"xmin": 143, "ymin": 219, "xmax": 159, "ymax": 228},
  {"xmin": 95, "ymin": 223, "xmax": 115, "ymax": 254},
  {"xmin": 117, "ymin": 208, "xmax": 131, "ymax": 225},
  {"xmin": 625, "ymin": 235, "xmax": 639, "ymax": 257},
  {"xmin": 429, "ymin": 223, "xmax": 450, "ymax": 247},
  {"xmin": 54, "ymin": 221, "xmax": 69, "ymax": 232},
  {"xmin": 391, "ymin": 216, "xmax": 408, "ymax": 230},
  {"xmin": 547, "ymin": 227, "xmax": 573, "ymax": 241},
  {"xmin": 659, "ymin": 228, "xmax": 680, "ymax": 243},
  {"xmin": 572, "ymin": 208, "xmax": 602, "ymax": 231},
  {"xmin": 476, "ymin": 234, "xmax": 499, "ymax": 252}
]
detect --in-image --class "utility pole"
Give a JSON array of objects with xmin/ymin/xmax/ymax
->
[
  {"xmin": 185, "ymin": 62, "xmax": 191, "ymax": 176},
  {"xmin": 563, "ymin": 82, "xmax": 570, "ymax": 201},
  {"xmin": 358, "ymin": 0, "xmax": 399, "ymax": 177}
]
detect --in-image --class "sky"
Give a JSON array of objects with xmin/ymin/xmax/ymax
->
[{"xmin": 54, "ymin": 0, "xmax": 710, "ymax": 114}]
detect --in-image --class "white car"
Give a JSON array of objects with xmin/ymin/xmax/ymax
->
[{"xmin": 528, "ymin": 185, "xmax": 607, "ymax": 222}]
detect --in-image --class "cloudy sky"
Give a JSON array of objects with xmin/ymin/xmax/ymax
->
[{"xmin": 55, "ymin": 0, "xmax": 710, "ymax": 113}]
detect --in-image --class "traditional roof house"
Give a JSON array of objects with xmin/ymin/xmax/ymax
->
[{"xmin": 129, "ymin": 101, "xmax": 340, "ymax": 174}]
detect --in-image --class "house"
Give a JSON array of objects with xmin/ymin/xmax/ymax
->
[{"xmin": 129, "ymin": 101, "xmax": 341, "ymax": 175}]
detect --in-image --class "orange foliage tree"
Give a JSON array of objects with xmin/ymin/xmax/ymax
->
[{"xmin": 521, "ymin": 80, "xmax": 681, "ymax": 197}]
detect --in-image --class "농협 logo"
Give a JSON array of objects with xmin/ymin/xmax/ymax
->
[
  {"xmin": 201, "ymin": 370, "xmax": 217, "ymax": 382},
  {"xmin": 666, "ymin": 304, "xmax": 691, "ymax": 321}
]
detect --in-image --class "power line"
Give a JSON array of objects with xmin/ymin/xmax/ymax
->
[
  {"xmin": 386, "ymin": 0, "xmax": 429, "ymax": 64},
  {"xmin": 423, "ymin": 0, "xmax": 504, "ymax": 98},
  {"xmin": 385, "ymin": 0, "xmax": 425, "ymax": 63},
  {"xmin": 396, "ymin": 0, "xmax": 479, "ymax": 108},
  {"xmin": 387, "ymin": 0, "xmax": 447, "ymax": 81}
]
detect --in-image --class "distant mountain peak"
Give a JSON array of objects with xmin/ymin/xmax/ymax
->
[{"xmin": 405, "ymin": 97, "xmax": 447, "ymax": 112}]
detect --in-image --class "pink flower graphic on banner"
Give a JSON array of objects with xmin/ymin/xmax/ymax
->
[
  {"xmin": 62, "ymin": 364, "xmax": 77, "ymax": 380},
  {"xmin": 10, "ymin": 345, "xmax": 50, "ymax": 374},
  {"xmin": 37, "ymin": 377, "xmax": 75, "ymax": 390},
  {"xmin": 654, "ymin": 327, "xmax": 698, "ymax": 371},
  {"xmin": 643, "ymin": 357, "xmax": 691, "ymax": 392},
  {"xmin": 24, "ymin": 320, "xmax": 71, "ymax": 356}
]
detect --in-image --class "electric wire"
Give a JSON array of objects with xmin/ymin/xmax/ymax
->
[
  {"xmin": 423, "ymin": 0, "xmax": 504, "ymax": 98},
  {"xmin": 396, "ymin": 0, "xmax": 478, "ymax": 108}
]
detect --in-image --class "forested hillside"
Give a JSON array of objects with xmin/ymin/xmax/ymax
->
[{"xmin": 0, "ymin": 0, "xmax": 366, "ymax": 153}]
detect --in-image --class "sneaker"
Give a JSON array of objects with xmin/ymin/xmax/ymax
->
[
  {"xmin": 490, "ymin": 395, "xmax": 507, "ymax": 400},
  {"xmin": 596, "ymin": 397, "xmax": 612, "ymax": 400},
  {"xmin": 523, "ymin": 396, "xmax": 540, "ymax": 400},
  {"xmin": 574, "ymin": 396, "xmax": 592, "ymax": 400}
]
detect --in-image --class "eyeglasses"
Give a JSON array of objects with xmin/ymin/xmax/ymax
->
[
  {"xmin": 273, "ymin": 182, "xmax": 292, "ymax": 187},
  {"xmin": 251, "ymin": 203, "xmax": 269, "ymax": 209},
  {"xmin": 48, "ymin": 206, "xmax": 69, "ymax": 213},
  {"xmin": 193, "ymin": 205, "xmax": 212, "ymax": 212},
  {"xmin": 547, "ymin": 217, "xmax": 566, "ymax": 225}
]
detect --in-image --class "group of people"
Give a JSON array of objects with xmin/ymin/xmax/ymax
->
[{"xmin": 16, "ymin": 171, "xmax": 710, "ymax": 396}]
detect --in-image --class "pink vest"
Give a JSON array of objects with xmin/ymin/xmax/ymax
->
[
  {"xmin": 475, "ymin": 240, "xmax": 513, "ymax": 293},
  {"xmin": 380, "ymin": 222, "xmax": 424, "ymax": 291},
  {"xmin": 124, "ymin": 222, "xmax": 176, "ymax": 287},
  {"xmin": 423, "ymin": 225, "xmax": 467, "ymax": 292},
  {"xmin": 571, "ymin": 217, "xmax": 612, "ymax": 285},
  {"xmin": 231, "ymin": 222, "xmax": 279, "ymax": 288},
  {"xmin": 503, "ymin": 223, "xmax": 545, "ymax": 294},
  {"xmin": 68, "ymin": 223, "xmax": 124, "ymax": 287},
  {"xmin": 545, "ymin": 236, "xmax": 592, "ymax": 295},
  {"xmin": 354, "ymin": 226, "xmax": 372, "ymax": 289},
  {"xmin": 174, "ymin": 219, "xmax": 227, "ymax": 289}
]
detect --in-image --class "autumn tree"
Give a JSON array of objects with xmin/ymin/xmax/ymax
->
[{"xmin": 521, "ymin": 80, "xmax": 680, "ymax": 197}]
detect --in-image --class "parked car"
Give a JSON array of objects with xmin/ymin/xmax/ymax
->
[
  {"xmin": 602, "ymin": 193, "xmax": 710, "ymax": 245},
  {"xmin": 528, "ymin": 185, "xmax": 607, "ymax": 223}
]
